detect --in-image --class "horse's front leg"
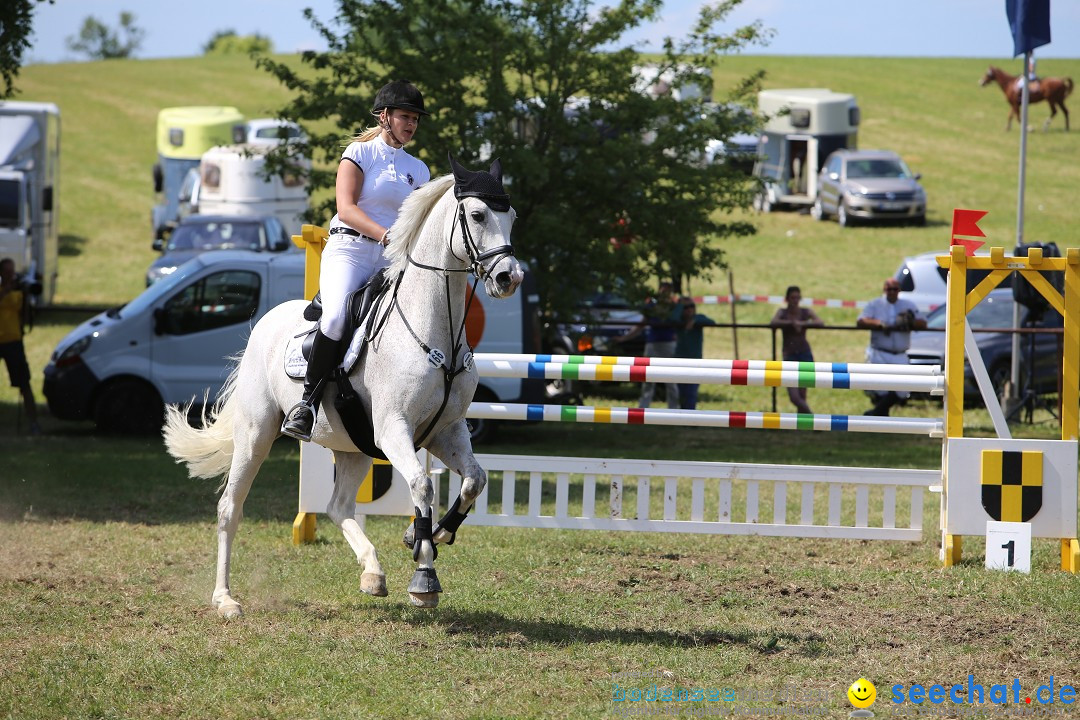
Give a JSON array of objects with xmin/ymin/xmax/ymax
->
[
  {"xmin": 425, "ymin": 419, "xmax": 487, "ymax": 546},
  {"xmin": 328, "ymin": 451, "xmax": 387, "ymax": 597},
  {"xmin": 377, "ymin": 417, "xmax": 441, "ymax": 608}
]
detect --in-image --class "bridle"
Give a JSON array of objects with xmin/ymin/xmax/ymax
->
[
  {"xmin": 370, "ymin": 195, "xmax": 516, "ymax": 445},
  {"xmin": 406, "ymin": 199, "xmax": 515, "ymax": 282}
]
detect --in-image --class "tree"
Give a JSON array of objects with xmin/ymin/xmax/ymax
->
[
  {"xmin": 0, "ymin": 0, "xmax": 52, "ymax": 98},
  {"xmin": 203, "ymin": 29, "xmax": 273, "ymax": 55},
  {"xmin": 66, "ymin": 12, "xmax": 145, "ymax": 60},
  {"xmin": 257, "ymin": 0, "xmax": 769, "ymax": 313}
]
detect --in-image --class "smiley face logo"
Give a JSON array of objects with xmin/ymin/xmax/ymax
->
[{"xmin": 848, "ymin": 678, "xmax": 877, "ymax": 709}]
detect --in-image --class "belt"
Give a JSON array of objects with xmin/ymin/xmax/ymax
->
[
  {"xmin": 329, "ymin": 226, "xmax": 379, "ymax": 243},
  {"xmin": 871, "ymin": 345, "xmax": 907, "ymax": 354}
]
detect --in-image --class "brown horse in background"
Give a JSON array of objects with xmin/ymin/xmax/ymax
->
[{"xmin": 980, "ymin": 65, "xmax": 1073, "ymax": 131}]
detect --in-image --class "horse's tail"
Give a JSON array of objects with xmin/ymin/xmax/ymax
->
[
  {"xmin": 1065, "ymin": 78, "xmax": 1075, "ymax": 98},
  {"xmin": 163, "ymin": 359, "xmax": 241, "ymax": 482}
]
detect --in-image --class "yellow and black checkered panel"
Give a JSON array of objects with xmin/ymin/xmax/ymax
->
[
  {"xmin": 357, "ymin": 460, "xmax": 393, "ymax": 503},
  {"xmin": 981, "ymin": 449, "xmax": 1043, "ymax": 523}
]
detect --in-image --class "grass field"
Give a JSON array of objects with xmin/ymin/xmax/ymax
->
[{"xmin": 2, "ymin": 51, "xmax": 1079, "ymax": 719}]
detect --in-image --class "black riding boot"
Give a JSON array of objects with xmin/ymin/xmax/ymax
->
[{"xmin": 281, "ymin": 329, "xmax": 340, "ymax": 441}]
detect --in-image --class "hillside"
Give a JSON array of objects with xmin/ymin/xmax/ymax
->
[{"xmin": 13, "ymin": 53, "xmax": 1080, "ymax": 307}]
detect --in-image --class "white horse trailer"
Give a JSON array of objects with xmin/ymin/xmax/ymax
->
[
  {"xmin": 753, "ymin": 89, "xmax": 859, "ymax": 212},
  {"xmin": 184, "ymin": 143, "xmax": 310, "ymax": 234}
]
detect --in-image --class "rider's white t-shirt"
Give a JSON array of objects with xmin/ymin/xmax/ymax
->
[{"xmin": 329, "ymin": 136, "xmax": 430, "ymax": 231}]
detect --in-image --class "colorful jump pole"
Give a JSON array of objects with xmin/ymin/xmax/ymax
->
[
  {"xmin": 480, "ymin": 353, "xmax": 941, "ymax": 376},
  {"xmin": 474, "ymin": 358, "xmax": 944, "ymax": 394},
  {"xmin": 468, "ymin": 402, "xmax": 943, "ymax": 436}
]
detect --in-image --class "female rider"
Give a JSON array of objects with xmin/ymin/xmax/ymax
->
[{"xmin": 282, "ymin": 80, "xmax": 431, "ymax": 441}]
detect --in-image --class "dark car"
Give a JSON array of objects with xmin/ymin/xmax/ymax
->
[
  {"xmin": 147, "ymin": 214, "xmax": 293, "ymax": 285},
  {"xmin": 542, "ymin": 292, "xmax": 648, "ymax": 401},
  {"xmin": 906, "ymin": 289, "xmax": 1063, "ymax": 402}
]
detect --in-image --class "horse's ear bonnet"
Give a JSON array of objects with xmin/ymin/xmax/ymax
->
[{"xmin": 449, "ymin": 153, "xmax": 511, "ymax": 212}]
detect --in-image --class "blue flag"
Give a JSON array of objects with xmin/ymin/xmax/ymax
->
[{"xmin": 1006, "ymin": 0, "xmax": 1051, "ymax": 56}]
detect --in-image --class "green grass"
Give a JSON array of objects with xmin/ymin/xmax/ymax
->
[
  {"xmin": 2, "ymin": 53, "xmax": 1079, "ymax": 719},
  {"xmin": 2, "ymin": 433, "xmax": 1078, "ymax": 719}
]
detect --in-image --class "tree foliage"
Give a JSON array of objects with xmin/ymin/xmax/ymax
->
[
  {"xmin": 0, "ymin": 0, "xmax": 52, "ymax": 98},
  {"xmin": 257, "ymin": 0, "xmax": 768, "ymax": 311},
  {"xmin": 203, "ymin": 29, "xmax": 273, "ymax": 56},
  {"xmin": 66, "ymin": 12, "xmax": 145, "ymax": 60}
]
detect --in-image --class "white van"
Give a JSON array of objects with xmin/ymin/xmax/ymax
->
[{"xmin": 43, "ymin": 251, "xmax": 542, "ymax": 437}]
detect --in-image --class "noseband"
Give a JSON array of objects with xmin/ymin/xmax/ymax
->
[{"xmin": 407, "ymin": 200, "xmax": 514, "ymax": 281}]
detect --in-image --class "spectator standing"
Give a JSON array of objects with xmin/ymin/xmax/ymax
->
[
  {"xmin": 856, "ymin": 277, "xmax": 926, "ymax": 416},
  {"xmin": 0, "ymin": 258, "xmax": 41, "ymax": 435},
  {"xmin": 769, "ymin": 286, "xmax": 824, "ymax": 414},
  {"xmin": 616, "ymin": 281, "xmax": 679, "ymax": 408},
  {"xmin": 672, "ymin": 297, "xmax": 716, "ymax": 410}
]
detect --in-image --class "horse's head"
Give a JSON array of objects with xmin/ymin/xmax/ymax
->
[
  {"xmin": 980, "ymin": 66, "xmax": 997, "ymax": 87},
  {"xmin": 449, "ymin": 155, "xmax": 524, "ymax": 299}
]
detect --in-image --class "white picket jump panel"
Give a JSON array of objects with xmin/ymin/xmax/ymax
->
[{"xmin": 428, "ymin": 454, "xmax": 935, "ymax": 541}]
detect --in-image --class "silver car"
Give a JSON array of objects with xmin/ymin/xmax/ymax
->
[{"xmin": 812, "ymin": 149, "xmax": 927, "ymax": 227}]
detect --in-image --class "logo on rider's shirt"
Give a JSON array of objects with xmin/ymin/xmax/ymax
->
[{"xmin": 407, "ymin": 173, "xmax": 414, "ymax": 186}]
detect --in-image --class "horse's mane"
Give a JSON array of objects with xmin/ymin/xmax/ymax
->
[{"xmin": 384, "ymin": 174, "xmax": 455, "ymax": 278}]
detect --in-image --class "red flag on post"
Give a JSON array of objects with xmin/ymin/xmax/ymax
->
[{"xmin": 951, "ymin": 208, "xmax": 988, "ymax": 256}]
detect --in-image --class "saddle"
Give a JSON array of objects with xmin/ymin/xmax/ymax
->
[
  {"xmin": 299, "ymin": 268, "xmax": 389, "ymax": 367},
  {"xmin": 288, "ymin": 270, "xmax": 395, "ymax": 459}
]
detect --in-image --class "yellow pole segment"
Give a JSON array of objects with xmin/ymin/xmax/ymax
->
[
  {"xmin": 944, "ymin": 245, "xmax": 968, "ymax": 440},
  {"xmin": 291, "ymin": 224, "xmax": 330, "ymax": 544},
  {"xmin": 1064, "ymin": 539, "xmax": 1080, "ymax": 573},
  {"xmin": 1062, "ymin": 249, "xmax": 1079, "ymax": 442}
]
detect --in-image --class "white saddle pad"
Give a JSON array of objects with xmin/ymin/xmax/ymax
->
[{"xmin": 283, "ymin": 322, "xmax": 366, "ymax": 380}]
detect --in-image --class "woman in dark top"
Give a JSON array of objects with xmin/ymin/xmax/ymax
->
[{"xmin": 769, "ymin": 285, "xmax": 824, "ymax": 414}]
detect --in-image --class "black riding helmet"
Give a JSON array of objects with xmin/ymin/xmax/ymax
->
[{"xmin": 371, "ymin": 80, "xmax": 429, "ymax": 116}]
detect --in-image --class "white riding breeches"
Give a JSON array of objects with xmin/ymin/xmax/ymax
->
[{"xmin": 318, "ymin": 235, "xmax": 389, "ymax": 341}]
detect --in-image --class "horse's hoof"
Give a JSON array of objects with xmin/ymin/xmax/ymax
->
[
  {"xmin": 408, "ymin": 591, "xmax": 440, "ymax": 608},
  {"xmin": 408, "ymin": 567, "xmax": 442, "ymax": 594},
  {"xmin": 361, "ymin": 572, "xmax": 388, "ymax": 597},
  {"xmin": 215, "ymin": 600, "xmax": 243, "ymax": 619}
]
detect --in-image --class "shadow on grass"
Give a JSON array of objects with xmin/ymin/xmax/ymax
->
[
  {"xmin": 0, "ymin": 433, "xmax": 300, "ymax": 524},
  {"xmin": 369, "ymin": 604, "xmax": 822, "ymax": 651},
  {"xmin": 59, "ymin": 233, "xmax": 88, "ymax": 257}
]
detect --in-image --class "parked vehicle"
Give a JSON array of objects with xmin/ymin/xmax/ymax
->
[
  {"xmin": 0, "ymin": 101, "xmax": 60, "ymax": 304},
  {"xmin": 812, "ymin": 149, "xmax": 927, "ymax": 226},
  {"xmin": 753, "ymin": 88, "xmax": 859, "ymax": 213},
  {"xmin": 242, "ymin": 118, "xmax": 305, "ymax": 146},
  {"xmin": 147, "ymin": 214, "xmax": 294, "ymax": 285},
  {"xmin": 544, "ymin": 290, "xmax": 651, "ymax": 401},
  {"xmin": 45, "ymin": 250, "xmax": 543, "ymax": 437},
  {"xmin": 177, "ymin": 141, "xmax": 309, "ymax": 233},
  {"xmin": 152, "ymin": 106, "xmax": 246, "ymax": 243},
  {"xmin": 906, "ymin": 288, "xmax": 1062, "ymax": 401},
  {"xmin": 890, "ymin": 250, "xmax": 1012, "ymax": 314}
]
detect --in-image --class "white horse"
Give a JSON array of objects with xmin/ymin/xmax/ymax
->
[{"xmin": 163, "ymin": 159, "xmax": 522, "ymax": 617}]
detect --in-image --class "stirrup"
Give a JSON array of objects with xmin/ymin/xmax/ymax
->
[{"xmin": 281, "ymin": 402, "xmax": 316, "ymax": 441}]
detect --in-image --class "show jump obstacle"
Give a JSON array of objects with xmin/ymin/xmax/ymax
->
[{"xmin": 288, "ymin": 225, "xmax": 1078, "ymax": 572}]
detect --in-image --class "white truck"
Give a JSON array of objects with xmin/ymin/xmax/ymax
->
[{"xmin": 0, "ymin": 101, "xmax": 60, "ymax": 305}]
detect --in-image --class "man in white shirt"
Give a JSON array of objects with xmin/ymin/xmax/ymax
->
[{"xmin": 856, "ymin": 277, "xmax": 926, "ymax": 416}]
